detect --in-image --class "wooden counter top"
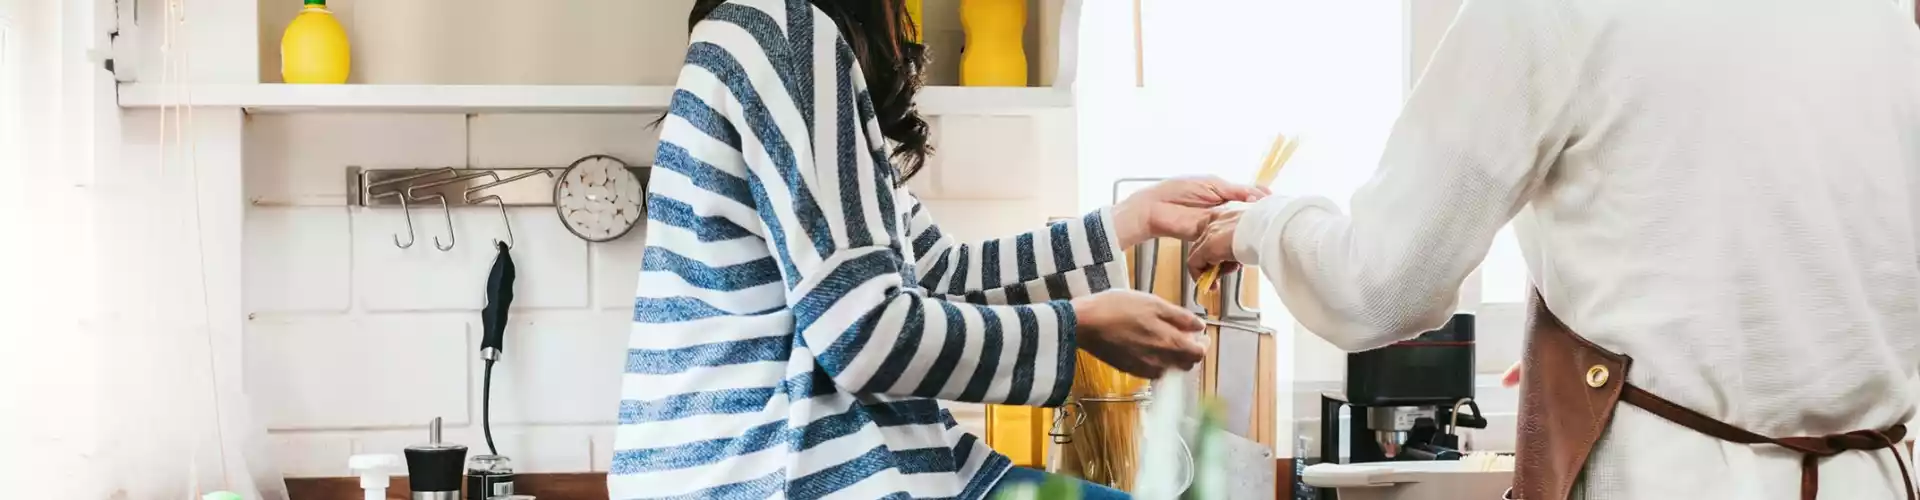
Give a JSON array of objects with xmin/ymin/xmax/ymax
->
[
  {"xmin": 285, "ymin": 460, "xmax": 1301, "ymax": 499},
  {"xmin": 287, "ymin": 473, "xmax": 607, "ymax": 500}
]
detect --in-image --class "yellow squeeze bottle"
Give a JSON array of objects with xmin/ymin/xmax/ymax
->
[
  {"xmin": 281, "ymin": 0, "xmax": 350, "ymax": 84},
  {"xmin": 959, "ymin": 0, "xmax": 1027, "ymax": 86},
  {"xmin": 905, "ymin": 0, "xmax": 924, "ymax": 43}
]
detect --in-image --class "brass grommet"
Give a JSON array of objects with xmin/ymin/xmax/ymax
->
[{"xmin": 1585, "ymin": 365, "xmax": 1610, "ymax": 388}]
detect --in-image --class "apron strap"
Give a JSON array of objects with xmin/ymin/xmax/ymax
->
[
  {"xmin": 1621, "ymin": 384, "xmax": 1915, "ymax": 500},
  {"xmin": 1517, "ymin": 287, "xmax": 1911, "ymax": 499}
]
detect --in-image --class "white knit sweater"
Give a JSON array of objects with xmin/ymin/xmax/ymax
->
[{"xmin": 1234, "ymin": 0, "xmax": 1920, "ymax": 498}]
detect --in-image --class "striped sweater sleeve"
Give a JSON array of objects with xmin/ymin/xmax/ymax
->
[
  {"xmin": 904, "ymin": 193, "xmax": 1131, "ymax": 306},
  {"xmin": 677, "ymin": 7, "xmax": 1076, "ymax": 406}
]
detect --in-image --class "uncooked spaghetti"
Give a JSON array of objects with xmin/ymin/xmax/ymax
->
[{"xmin": 1065, "ymin": 351, "xmax": 1148, "ymax": 491}]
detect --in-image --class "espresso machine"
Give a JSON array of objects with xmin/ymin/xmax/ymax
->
[{"xmin": 1315, "ymin": 313, "xmax": 1488, "ymax": 498}]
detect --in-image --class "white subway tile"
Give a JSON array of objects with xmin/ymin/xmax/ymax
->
[
  {"xmin": 590, "ymin": 426, "xmax": 617, "ymax": 472},
  {"xmin": 354, "ymin": 208, "xmax": 491, "ymax": 311},
  {"xmin": 485, "ymin": 427, "xmax": 595, "ymax": 473},
  {"xmin": 915, "ymin": 199, "xmax": 1047, "ymax": 241},
  {"xmin": 245, "ymin": 208, "xmax": 352, "ymax": 313},
  {"xmin": 500, "ymin": 208, "xmax": 593, "ymax": 309},
  {"xmin": 903, "ymin": 117, "xmax": 942, "ymax": 198},
  {"xmin": 270, "ymin": 434, "xmax": 355, "ymax": 478},
  {"xmin": 354, "ymin": 207, "xmax": 588, "ymax": 311},
  {"xmin": 351, "ymin": 425, "xmax": 481, "ymax": 457},
  {"xmin": 930, "ymin": 116, "xmax": 1040, "ymax": 199},
  {"xmin": 248, "ymin": 315, "xmax": 471, "ymax": 429},
  {"xmin": 476, "ymin": 311, "xmax": 629, "ymax": 425},
  {"xmin": 467, "ymin": 114, "xmax": 661, "ymax": 168},
  {"xmin": 1028, "ymin": 114, "xmax": 1081, "ymax": 217},
  {"xmin": 244, "ymin": 114, "xmax": 466, "ymax": 204},
  {"xmin": 593, "ymin": 222, "xmax": 650, "ymax": 311},
  {"xmin": 348, "ymin": 425, "xmax": 598, "ymax": 473}
]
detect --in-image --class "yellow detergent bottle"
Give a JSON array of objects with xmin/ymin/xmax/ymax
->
[
  {"xmin": 959, "ymin": 0, "xmax": 1026, "ymax": 87},
  {"xmin": 281, "ymin": 0, "xmax": 350, "ymax": 84}
]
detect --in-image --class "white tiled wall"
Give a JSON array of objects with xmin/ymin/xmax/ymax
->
[{"xmin": 242, "ymin": 110, "xmax": 1075, "ymax": 477}]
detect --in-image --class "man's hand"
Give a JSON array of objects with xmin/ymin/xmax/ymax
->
[
  {"xmin": 1186, "ymin": 207, "xmax": 1244, "ymax": 285},
  {"xmin": 1112, "ymin": 176, "xmax": 1267, "ymax": 248},
  {"xmin": 1072, "ymin": 290, "xmax": 1208, "ymax": 379}
]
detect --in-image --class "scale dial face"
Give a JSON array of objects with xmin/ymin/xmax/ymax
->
[{"xmin": 554, "ymin": 154, "xmax": 645, "ymax": 242}]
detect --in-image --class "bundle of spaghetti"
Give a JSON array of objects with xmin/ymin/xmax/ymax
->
[{"xmin": 1066, "ymin": 350, "xmax": 1148, "ymax": 491}]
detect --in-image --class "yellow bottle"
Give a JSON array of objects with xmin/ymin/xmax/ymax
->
[
  {"xmin": 959, "ymin": 0, "xmax": 1026, "ymax": 87},
  {"xmin": 281, "ymin": 0, "xmax": 350, "ymax": 84},
  {"xmin": 985, "ymin": 405, "xmax": 1049, "ymax": 468},
  {"xmin": 905, "ymin": 0, "xmax": 924, "ymax": 43}
]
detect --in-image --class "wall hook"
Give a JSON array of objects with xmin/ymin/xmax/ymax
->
[
  {"xmin": 406, "ymin": 187, "xmax": 458, "ymax": 251},
  {"xmin": 464, "ymin": 169, "xmax": 556, "ymax": 249},
  {"xmin": 365, "ymin": 168, "xmax": 459, "ymax": 250},
  {"xmin": 399, "ymin": 170, "xmax": 507, "ymax": 252},
  {"xmin": 468, "ymin": 194, "xmax": 514, "ymax": 248},
  {"xmin": 390, "ymin": 194, "xmax": 417, "ymax": 249}
]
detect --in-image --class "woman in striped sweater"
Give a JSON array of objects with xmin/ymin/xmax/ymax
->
[{"xmin": 612, "ymin": 0, "xmax": 1262, "ymax": 498}]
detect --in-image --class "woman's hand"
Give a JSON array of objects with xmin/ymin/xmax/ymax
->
[
  {"xmin": 1072, "ymin": 290, "xmax": 1207, "ymax": 379},
  {"xmin": 1113, "ymin": 177, "xmax": 1267, "ymax": 248},
  {"xmin": 1501, "ymin": 361, "xmax": 1522, "ymax": 388},
  {"xmin": 1185, "ymin": 207, "xmax": 1244, "ymax": 284}
]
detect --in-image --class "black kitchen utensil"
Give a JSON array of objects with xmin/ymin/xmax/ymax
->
[{"xmin": 481, "ymin": 240, "xmax": 516, "ymax": 456}]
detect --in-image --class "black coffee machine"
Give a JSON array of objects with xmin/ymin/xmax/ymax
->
[{"xmin": 1314, "ymin": 313, "xmax": 1487, "ymax": 497}]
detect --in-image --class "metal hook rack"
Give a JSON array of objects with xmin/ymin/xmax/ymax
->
[{"xmin": 348, "ymin": 163, "xmax": 646, "ymax": 250}]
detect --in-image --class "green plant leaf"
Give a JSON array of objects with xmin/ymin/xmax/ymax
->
[
  {"xmin": 992, "ymin": 483, "xmax": 1038, "ymax": 500},
  {"xmin": 1038, "ymin": 474, "xmax": 1083, "ymax": 500}
]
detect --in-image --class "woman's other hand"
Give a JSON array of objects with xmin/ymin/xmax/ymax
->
[
  {"xmin": 1071, "ymin": 290, "xmax": 1207, "ymax": 379},
  {"xmin": 1501, "ymin": 361, "xmax": 1522, "ymax": 388},
  {"xmin": 1113, "ymin": 176, "xmax": 1267, "ymax": 248},
  {"xmin": 1185, "ymin": 207, "xmax": 1243, "ymax": 282}
]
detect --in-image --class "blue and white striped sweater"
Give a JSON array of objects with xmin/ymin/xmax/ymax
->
[{"xmin": 612, "ymin": 1, "xmax": 1128, "ymax": 497}]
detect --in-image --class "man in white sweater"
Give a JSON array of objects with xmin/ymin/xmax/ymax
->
[{"xmin": 1188, "ymin": 0, "xmax": 1920, "ymax": 498}]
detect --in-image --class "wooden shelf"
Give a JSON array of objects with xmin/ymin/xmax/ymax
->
[{"xmin": 116, "ymin": 83, "xmax": 1072, "ymax": 116}]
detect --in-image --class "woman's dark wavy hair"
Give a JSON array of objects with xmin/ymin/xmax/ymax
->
[{"xmin": 687, "ymin": 0, "xmax": 934, "ymax": 183}]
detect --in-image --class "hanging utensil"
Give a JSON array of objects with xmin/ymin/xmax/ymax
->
[{"xmin": 479, "ymin": 238, "xmax": 516, "ymax": 457}]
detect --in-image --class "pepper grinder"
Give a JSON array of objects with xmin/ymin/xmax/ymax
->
[{"xmin": 405, "ymin": 417, "xmax": 467, "ymax": 500}]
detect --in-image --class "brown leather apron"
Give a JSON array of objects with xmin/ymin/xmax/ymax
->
[{"xmin": 1506, "ymin": 289, "xmax": 1917, "ymax": 500}]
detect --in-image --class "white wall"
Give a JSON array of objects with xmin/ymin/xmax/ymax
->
[
  {"xmin": 1, "ymin": 0, "xmax": 108, "ymax": 495},
  {"xmin": 241, "ymin": 110, "xmax": 1077, "ymax": 477}
]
